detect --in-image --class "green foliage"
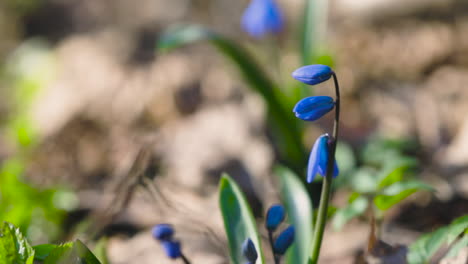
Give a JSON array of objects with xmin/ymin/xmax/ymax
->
[
  {"xmin": 218, "ymin": 174, "xmax": 264, "ymax": 264},
  {"xmin": 0, "ymin": 222, "xmax": 35, "ymax": 264},
  {"xmin": 0, "ymin": 222, "xmax": 101, "ymax": 264},
  {"xmin": 275, "ymin": 166, "xmax": 313, "ymax": 264},
  {"xmin": 407, "ymin": 215, "xmax": 468, "ymax": 263},
  {"xmin": 332, "ymin": 137, "xmax": 432, "ymax": 229}
]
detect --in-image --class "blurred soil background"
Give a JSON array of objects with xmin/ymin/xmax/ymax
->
[{"xmin": 0, "ymin": 0, "xmax": 467, "ymax": 263}]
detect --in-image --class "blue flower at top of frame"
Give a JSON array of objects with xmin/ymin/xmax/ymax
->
[
  {"xmin": 292, "ymin": 64, "xmax": 333, "ymax": 85},
  {"xmin": 241, "ymin": 0, "xmax": 284, "ymax": 38},
  {"xmin": 265, "ymin": 204, "xmax": 285, "ymax": 231},
  {"xmin": 152, "ymin": 224, "xmax": 174, "ymax": 241},
  {"xmin": 293, "ymin": 96, "xmax": 335, "ymax": 121},
  {"xmin": 241, "ymin": 238, "xmax": 258, "ymax": 263},
  {"xmin": 307, "ymin": 134, "xmax": 339, "ymax": 183},
  {"xmin": 273, "ymin": 225, "xmax": 295, "ymax": 255}
]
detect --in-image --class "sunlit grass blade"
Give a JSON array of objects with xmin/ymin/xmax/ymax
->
[
  {"xmin": 157, "ymin": 25, "xmax": 305, "ymax": 169},
  {"xmin": 43, "ymin": 240, "xmax": 101, "ymax": 264},
  {"xmin": 275, "ymin": 166, "xmax": 313, "ymax": 264},
  {"xmin": 374, "ymin": 180, "xmax": 433, "ymax": 211},
  {"xmin": 407, "ymin": 215, "xmax": 468, "ymax": 264},
  {"xmin": 219, "ymin": 174, "xmax": 264, "ymax": 264}
]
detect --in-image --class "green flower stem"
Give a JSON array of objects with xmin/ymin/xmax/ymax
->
[
  {"xmin": 268, "ymin": 230, "xmax": 280, "ymax": 264},
  {"xmin": 310, "ymin": 73, "xmax": 340, "ymax": 264},
  {"xmin": 181, "ymin": 253, "xmax": 191, "ymax": 264}
]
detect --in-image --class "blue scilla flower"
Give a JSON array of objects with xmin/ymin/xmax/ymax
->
[
  {"xmin": 241, "ymin": 0, "xmax": 284, "ymax": 38},
  {"xmin": 307, "ymin": 134, "xmax": 339, "ymax": 183},
  {"xmin": 161, "ymin": 240, "xmax": 182, "ymax": 259},
  {"xmin": 242, "ymin": 238, "xmax": 258, "ymax": 263},
  {"xmin": 152, "ymin": 224, "xmax": 174, "ymax": 241},
  {"xmin": 273, "ymin": 225, "xmax": 295, "ymax": 255},
  {"xmin": 293, "ymin": 96, "xmax": 335, "ymax": 121},
  {"xmin": 265, "ymin": 204, "xmax": 285, "ymax": 231},
  {"xmin": 292, "ymin": 64, "xmax": 333, "ymax": 85}
]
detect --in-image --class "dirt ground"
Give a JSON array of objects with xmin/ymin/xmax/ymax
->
[{"xmin": 0, "ymin": 0, "xmax": 467, "ymax": 263}]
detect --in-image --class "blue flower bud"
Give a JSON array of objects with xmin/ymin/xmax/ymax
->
[
  {"xmin": 307, "ymin": 134, "xmax": 339, "ymax": 183},
  {"xmin": 292, "ymin": 64, "xmax": 333, "ymax": 85},
  {"xmin": 273, "ymin": 225, "xmax": 295, "ymax": 255},
  {"xmin": 293, "ymin": 96, "xmax": 335, "ymax": 121},
  {"xmin": 161, "ymin": 240, "xmax": 182, "ymax": 259},
  {"xmin": 265, "ymin": 204, "xmax": 285, "ymax": 231},
  {"xmin": 152, "ymin": 224, "xmax": 174, "ymax": 241},
  {"xmin": 241, "ymin": 0, "xmax": 284, "ymax": 38},
  {"xmin": 242, "ymin": 238, "xmax": 258, "ymax": 263}
]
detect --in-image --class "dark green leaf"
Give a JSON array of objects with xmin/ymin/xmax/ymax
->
[
  {"xmin": 33, "ymin": 244, "xmax": 57, "ymax": 261},
  {"xmin": 44, "ymin": 240, "xmax": 101, "ymax": 264},
  {"xmin": 332, "ymin": 195, "xmax": 368, "ymax": 230},
  {"xmin": 157, "ymin": 25, "xmax": 304, "ymax": 168},
  {"xmin": 374, "ymin": 181, "xmax": 433, "ymax": 211},
  {"xmin": 219, "ymin": 174, "xmax": 264, "ymax": 264},
  {"xmin": 275, "ymin": 166, "xmax": 313, "ymax": 264},
  {"xmin": 0, "ymin": 221, "xmax": 34, "ymax": 264}
]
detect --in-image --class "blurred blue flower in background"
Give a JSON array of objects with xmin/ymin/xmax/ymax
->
[
  {"xmin": 241, "ymin": 0, "xmax": 284, "ymax": 38},
  {"xmin": 161, "ymin": 240, "xmax": 182, "ymax": 259},
  {"xmin": 242, "ymin": 238, "xmax": 258, "ymax": 263},
  {"xmin": 265, "ymin": 204, "xmax": 285, "ymax": 231},
  {"xmin": 307, "ymin": 134, "xmax": 339, "ymax": 183},
  {"xmin": 152, "ymin": 224, "xmax": 174, "ymax": 241}
]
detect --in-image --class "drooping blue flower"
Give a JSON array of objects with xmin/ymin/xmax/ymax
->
[
  {"xmin": 293, "ymin": 96, "xmax": 335, "ymax": 121},
  {"xmin": 161, "ymin": 240, "xmax": 182, "ymax": 259},
  {"xmin": 242, "ymin": 238, "xmax": 258, "ymax": 263},
  {"xmin": 265, "ymin": 204, "xmax": 285, "ymax": 231},
  {"xmin": 152, "ymin": 224, "xmax": 174, "ymax": 241},
  {"xmin": 307, "ymin": 134, "xmax": 339, "ymax": 183},
  {"xmin": 241, "ymin": 0, "xmax": 284, "ymax": 38},
  {"xmin": 273, "ymin": 225, "xmax": 295, "ymax": 255},
  {"xmin": 292, "ymin": 64, "xmax": 333, "ymax": 85}
]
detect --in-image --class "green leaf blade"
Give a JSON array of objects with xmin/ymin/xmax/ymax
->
[
  {"xmin": 219, "ymin": 174, "xmax": 264, "ymax": 264},
  {"xmin": 0, "ymin": 221, "xmax": 35, "ymax": 264},
  {"xmin": 374, "ymin": 181, "xmax": 433, "ymax": 211},
  {"xmin": 275, "ymin": 166, "xmax": 313, "ymax": 264}
]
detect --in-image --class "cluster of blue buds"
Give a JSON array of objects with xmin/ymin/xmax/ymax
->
[
  {"xmin": 152, "ymin": 224, "xmax": 184, "ymax": 260},
  {"xmin": 241, "ymin": 204, "xmax": 294, "ymax": 264},
  {"xmin": 292, "ymin": 65, "xmax": 340, "ymax": 183},
  {"xmin": 241, "ymin": 0, "xmax": 284, "ymax": 38}
]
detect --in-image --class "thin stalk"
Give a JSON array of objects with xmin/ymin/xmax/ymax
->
[
  {"xmin": 268, "ymin": 231, "xmax": 280, "ymax": 264},
  {"xmin": 180, "ymin": 253, "xmax": 191, "ymax": 264},
  {"xmin": 310, "ymin": 73, "xmax": 340, "ymax": 264}
]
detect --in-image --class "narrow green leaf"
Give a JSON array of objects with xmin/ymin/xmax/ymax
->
[
  {"xmin": 332, "ymin": 195, "xmax": 368, "ymax": 231},
  {"xmin": 407, "ymin": 215, "xmax": 468, "ymax": 264},
  {"xmin": 44, "ymin": 240, "xmax": 101, "ymax": 264},
  {"xmin": 377, "ymin": 158, "xmax": 417, "ymax": 189},
  {"xmin": 0, "ymin": 221, "xmax": 35, "ymax": 264},
  {"xmin": 443, "ymin": 234, "xmax": 468, "ymax": 259},
  {"xmin": 219, "ymin": 174, "xmax": 264, "ymax": 264},
  {"xmin": 157, "ymin": 25, "xmax": 304, "ymax": 168},
  {"xmin": 374, "ymin": 181, "xmax": 433, "ymax": 211},
  {"xmin": 275, "ymin": 166, "xmax": 313, "ymax": 264},
  {"xmin": 33, "ymin": 244, "xmax": 57, "ymax": 261}
]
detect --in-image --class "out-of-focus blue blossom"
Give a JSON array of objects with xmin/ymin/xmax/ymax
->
[
  {"xmin": 161, "ymin": 240, "xmax": 182, "ymax": 259},
  {"xmin": 152, "ymin": 224, "xmax": 174, "ymax": 241},
  {"xmin": 273, "ymin": 225, "xmax": 295, "ymax": 255},
  {"xmin": 242, "ymin": 238, "xmax": 258, "ymax": 263},
  {"xmin": 293, "ymin": 96, "xmax": 335, "ymax": 121},
  {"xmin": 307, "ymin": 134, "xmax": 339, "ymax": 183},
  {"xmin": 241, "ymin": 0, "xmax": 284, "ymax": 38},
  {"xmin": 292, "ymin": 64, "xmax": 333, "ymax": 85},
  {"xmin": 265, "ymin": 204, "xmax": 285, "ymax": 231}
]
